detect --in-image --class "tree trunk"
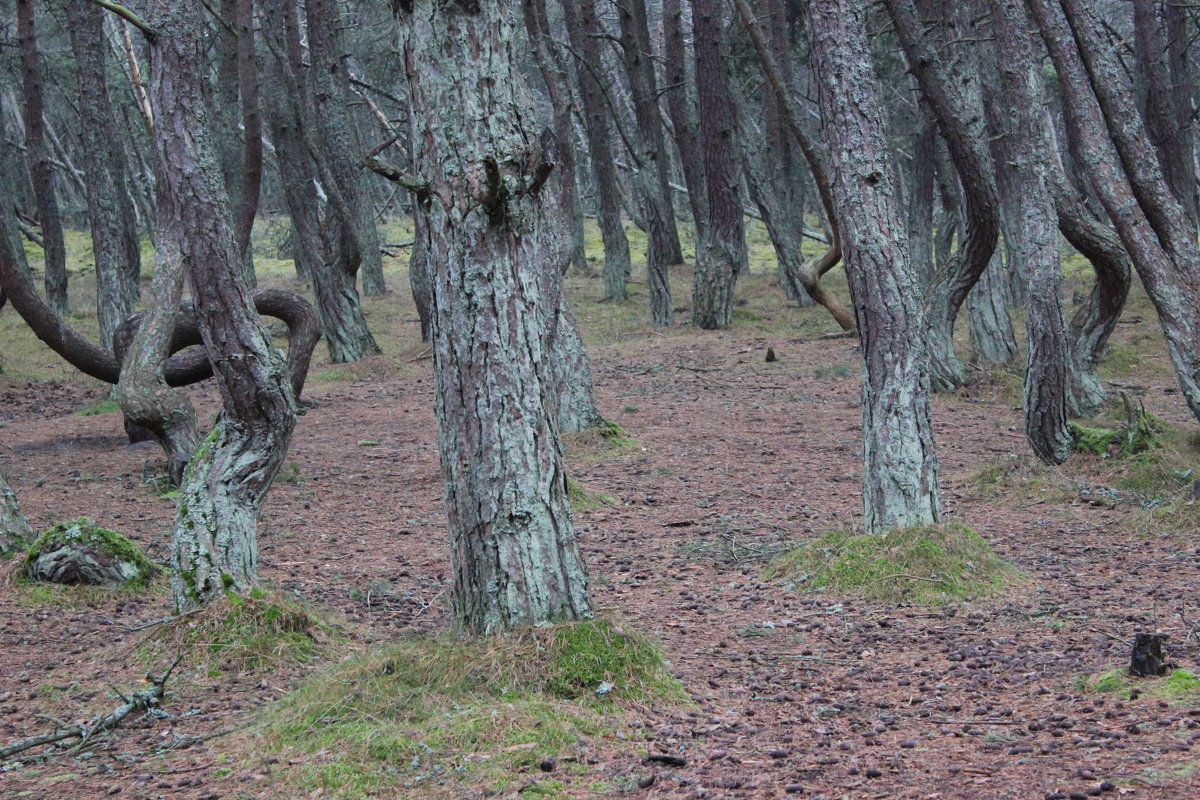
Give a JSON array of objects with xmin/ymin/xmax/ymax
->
[
  {"xmin": 967, "ymin": 250, "xmax": 1018, "ymax": 367},
  {"xmin": 1031, "ymin": 0, "xmax": 1200, "ymax": 425},
  {"xmin": 884, "ymin": 0, "xmax": 1001, "ymax": 391},
  {"xmin": 65, "ymin": 0, "xmax": 142, "ymax": 352},
  {"xmin": 562, "ymin": 0, "xmax": 631, "ymax": 301},
  {"xmin": 147, "ymin": 4, "xmax": 298, "ymax": 610},
  {"xmin": 808, "ymin": 0, "xmax": 941, "ymax": 533},
  {"xmin": 662, "ymin": 0, "xmax": 709, "ymax": 242},
  {"xmin": 16, "ymin": 0, "xmax": 68, "ymax": 315},
  {"xmin": 233, "ymin": 0, "xmax": 263, "ymax": 259},
  {"xmin": 907, "ymin": 112, "xmax": 937, "ymax": 290},
  {"xmin": 409, "ymin": 209, "xmax": 432, "ymax": 342},
  {"xmin": 1163, "ymin": 2, "xmax": 1198, "ymax": 228},
  {"xmin": 990, "ymin": 0, "xmax": 1072, "ymax": 465},
  {"xmin": 265, "ymin": 0, "xmax": 381, "ymax": 363},
  {"xmin": 400, "ymin": 1, "xmax": 592, "ymax": 634},
  {"xmin": 691, "ymin": 0, "xmax": 746, "ymax": 330},
  {"xmin": 1133, "ymin": 0, "xmax": 1194, "ymax": 234},
  {"xmin": 0, "ymin": 472, "xmax": 34, "ymax": 558},
  {"xmin": 616, "ymin": 0, "xmax": 676, "ymax": 325},
  {"xmin": 306, "ymin": 0, "xmax": 389, "ymax": 305}
]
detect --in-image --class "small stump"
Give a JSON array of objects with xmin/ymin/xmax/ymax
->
[
  {"xmin": 1129, "ymin": 632, "xmax": 1171, "ymax": 677},
  {"xmin": 24, "ymin": 518, "xmax": 155, "ymax": 588}
]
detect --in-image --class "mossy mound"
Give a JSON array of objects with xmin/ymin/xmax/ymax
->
[
  {"xmin": 251, "ymin": 618, "xmax": 684, "ymax": 798},
  {"xmin": 768, "ymin": 522, "xmax": 1020, "ymax": 603},
  {"xmin": 1077, "ymin": 668, "xmax": 1200, "ymax": 701},
  {"xmin": 143, "ymin": 588, "xmax": 335, "ymax": 672},
  {"xmin": 1, "ymin": 474, "xmax": 34, "ymax": 558},
  {"xmin": 24, "ymin": 518, "xmax": 155, "ymax": 588}
]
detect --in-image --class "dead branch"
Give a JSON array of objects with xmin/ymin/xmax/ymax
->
[{"xmin": 0, "ymin": 656, "xmax": 180, "ymax": 760}]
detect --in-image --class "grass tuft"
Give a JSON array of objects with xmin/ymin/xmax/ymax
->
[
  {"xmin": 767, "ymin": 522, "xmax": 1019, "ymax": 603},
  {"xmin": 562, "ymin": 421, "xmax": 639, "ymax": 461},
  {"xmin": 566, "ymin": 476, "xmax": 616, "ymax": 511},
  {"xmin": 142, "ymin": 588, "xmax": 337, "ymax": 672},
  {"xmin": 247, "ymin": 618, "xmax": 683, "ymax": 798}
]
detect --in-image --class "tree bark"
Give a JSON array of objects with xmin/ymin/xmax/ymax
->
[
  {"xmin": 1030, "ymin": 0, "xmax": 1200, "ymax": 425},
  {"xmin": 967, "ymin": 250, "xmax": 1018, "ymax": 367},
  {"xmin": 233, "ymin": 0, "xmax": 263, "ymax": 258},
  {"xmin": 145, "ymin": 3, "xmax": 298, "ymax": 608},
  {"xmin": 400, "ymin": 0, "xmax": 592, "ymax": 634},
  {"xmin": 562, "ymin": 0, "xmax": 631, "ymax": 302},
  {"xmin": 65, "ymin": 0, "xmax": 142, "ymax": 352},
  {"xmin": 690, "ymin": 0, "xmax": 746, "ymax": 329},
  {"xmin": 884, "ymin": 0, "xmax": 1001, "ymax": 391},
  {"xmin": 115, "ymin": 228, "xmax": 199, "ymax": 487},
  {"xmin": 264, "ymin": 0, "xmax": 381, "ymax": 363},
  {"xmin": 990, "ymin": 0, "xmax": 1072, "ymax": 465},
  {"xmin": 808, "ymin": 0, "xmax": 941, "ymax": 533},
  {"xmin": 16, "ymin": 0, "xmax": 68, "ymax": 315}
]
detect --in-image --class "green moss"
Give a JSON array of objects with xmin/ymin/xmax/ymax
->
[
  {"xmin": 562, "ymin": 421, "xmax": 639, "ymax": 461},
  {"xmin": 1078, "ymin": 668, "xmax": 1200, "ymax": 701},
  {"xmin": 23, "ymin": 518, "xmax": 155, "ymax": 588},
  {"xmin": 250, "ymin": 619, "xmax": 683, "ymax": 799},
  {"xmin": 1070, "ymin": 422, "xmax": 1123, "ymax": 456},
  {"xmin": 767, "ymin": 522, "xmax": 1020, "ymax": 604}
]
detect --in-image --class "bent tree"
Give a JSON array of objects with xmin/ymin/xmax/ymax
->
[
  {"xmin": 398, "ymin": 1, "xmax": 592, "ymax": 634},
  {"xmin": 146, "ymin": 4, "xmax": 298, "ymax": 609},
  {"xmin": 808, "ymin": 0, "xmax": 941, "ymax": 532}
]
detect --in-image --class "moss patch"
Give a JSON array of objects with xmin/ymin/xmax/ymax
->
[
  {"xmin": 1077, "ymin": 668, "xmax": 1200, "ymax": 701},
  {"xmin": 767, "ymin": 522, "xmax": 1020, "ymax": 604},
  {"xmin": 23, "ymin": 518, "xmax": 155, "ymax": 588},
  {"xmin": 249, "ymin": 619, "xmax": 683, "ymax": 798}
]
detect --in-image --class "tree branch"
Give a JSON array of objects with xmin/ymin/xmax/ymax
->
[{"xmin": 85, "ymin": 0, "xmax": 157, "ymax": 41}]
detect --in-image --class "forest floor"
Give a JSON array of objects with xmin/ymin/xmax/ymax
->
[{"xmin": 2, "ymin": 228, "xmax": 1200, "ymax": 799}]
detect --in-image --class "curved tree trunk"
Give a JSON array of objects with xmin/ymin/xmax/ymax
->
[
  {"xmin": 967, "ymin": 250, "xmax": 1018, "ymax": 367},
  {"xmin": 732, "ymin": 0, "xmax": 854, "ymax": 331},
  {"xmin": 809, "ymin": 0, "xmax": 941, "ymax": 533},
  {"xmin": 990, "ymin": 0, "xmax": 1072, "ymax": 465},
  {"xmin": 1031, "ymin": 0, "xmax": 1200, "ymax": 425},
  {"xmin": 115, "ymin": 227, "xmax": 199, "ymax": 486},
  {"xmin": 885, "ymin": 0, "xmax": 1001, "ymax": 391},
  {"xmin": 148, "ymin": 4, "xmax": 298, "ymax": 610},
  {"xmin": 400, "ymin": 0, "xmax": 591, "ymax": 634},
  {"xmin": 16, "ymin": 0, "xmax": 68, "ymax": 315}
]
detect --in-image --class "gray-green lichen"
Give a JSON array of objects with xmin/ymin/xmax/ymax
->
[{"xmin": 24, "ymin": 518, "xmax": 156, "ymax": 588}]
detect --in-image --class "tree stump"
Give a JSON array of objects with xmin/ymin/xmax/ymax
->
[
  {"xmin": 0, "ymin": 473, "xmax": 34, "ymax": 558},
  {"xmin": 24, "ymin": 518, "xmax": 155, "ymax": 587},
  {"xmin": 1129, "ymin": 632, "xmax": 1170, "ymax": 677}
]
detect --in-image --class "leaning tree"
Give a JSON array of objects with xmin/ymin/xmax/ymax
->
[{"xmin": 396, "ymin": 0, "xmax": 592, "ymax": 634}]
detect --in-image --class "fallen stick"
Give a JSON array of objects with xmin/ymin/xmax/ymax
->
[{"xmin": 0, "ymin": 656, "xmax": 181, "ymax": 760}]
